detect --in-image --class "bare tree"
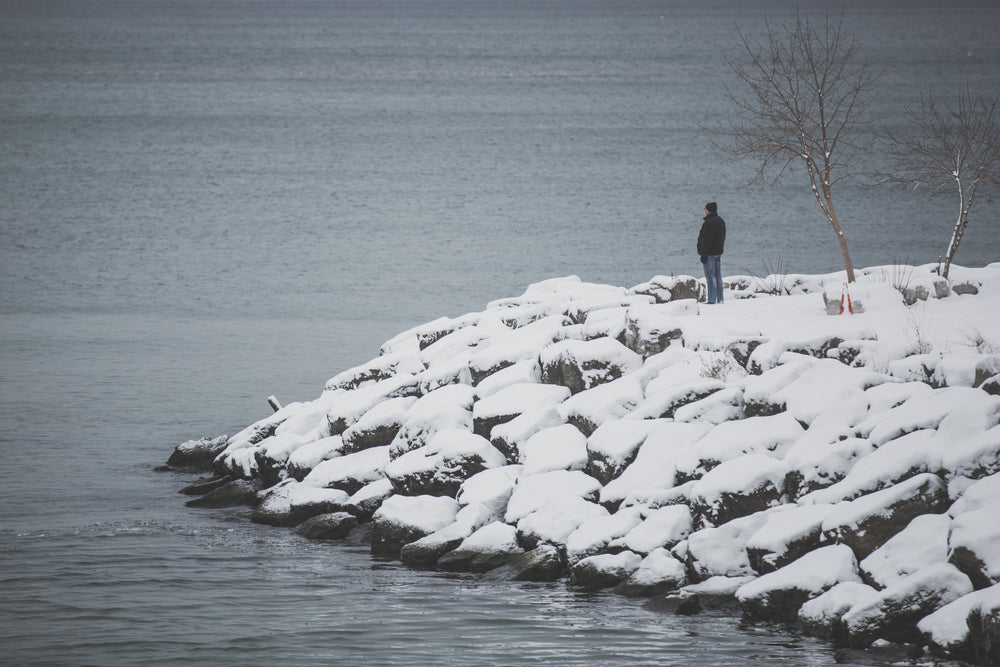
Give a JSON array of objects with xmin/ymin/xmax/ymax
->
[
  {"xmin": 881, "ymin": 87, "xmax": 1000, "ymax": 279},
  {"xmin": 707, "ymin": 10, "xmax": 882, "ymax": 283}
]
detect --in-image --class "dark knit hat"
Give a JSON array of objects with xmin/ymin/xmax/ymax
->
[{"xmin": 705, "ymin": 202, "xmax": 718, "ymax": 214}]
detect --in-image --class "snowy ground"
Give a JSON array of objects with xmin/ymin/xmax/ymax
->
[{"xmin": 175, "ymin": 262, "xmax": 1000, "ymax": 664}]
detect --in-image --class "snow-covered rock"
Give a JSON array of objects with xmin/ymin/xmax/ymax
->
[
  {"xmin": 388, "ymin": 384, "xmax": 475, "ymax": 459},
  {"xmin": 569, "ymin": 550, "xmax": 643, "ymax": 591},
  {"xmin": 471, "ymin": 382, "xmax": 570, "ymax": 438},
  {"xmin": 385, "ymin": 429, "xmax": 506, "ymax": 497},
  {"xmin": 371, "ymin": 494, "xmax": 460, "ymax": 558},
  {"xmin": 519, "ymin": 424, "xmax": 589, "ymax": 476},
  {"xmin": 539, "ymin": 337, "xmax": 643, "ymax": 395},
  {"xmin": 736, "ymin": 544, "xmax": 862, "ymax": 622},
  {"xmin": 843, "ymin": 562, "xmax": 974, "ymax": 646}
]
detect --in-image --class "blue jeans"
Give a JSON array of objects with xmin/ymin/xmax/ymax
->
[{"xmin": 703, "ymin": 255, "xmax": 723, "ymax": 304}]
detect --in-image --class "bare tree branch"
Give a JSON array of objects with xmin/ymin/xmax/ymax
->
[
  {"xmin": 879, "ymin": 86, "xmax": 1000, "ymax": 278},
  {"xmin": 702, "ymin": 8, "xmax": 882, "ymax": 282}
]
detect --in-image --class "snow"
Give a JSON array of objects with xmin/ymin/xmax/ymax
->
[
  {"xmin": 736, "ymin": 544, "xmax": 862, "ymax": 603},
  {"xmin": 558, "ymin": 375, "xmax": 644, "ymax": 432},
  {"xmin": 917, "ymin": 583, "xmax": 1000, "ymax": 650},
  {"xmin": 473, "ymin": 359, "xmax": 541, "ymax": 399},
  {"xmin": 798, "ymin": 581, "xmax": 880, "ymax": 629},
  {"xmin": 384, "ymin": 428, "xmax": 506, "ymax": 480},
  {"xmin": 519, "ymin": 424, "xmax": 589, "ymax": 475},
  {"xmin": 388, "ymin": 383, "xmax": 475, "ymax": 458},
  {"xmin": 626, "ymin": 548, "xmax": 687, "ymax": 588},
  {"xmin": 472, "ymin": 382, "xmax": 571, "ymax": 424},
  {"xmin": 373, "ymin": 494, "xmax": 460, "ymax": 534},
  {"xmin": 689, "ymin": 453, "xmax": 790, "ymax": 510},
  {"xmin": 586, "ymin": 419, "xmax": 658, "ymax": 472},
  {"xmin": 303, "ymin": 445, "xmax": 391, "ymax": 489},
  {"xmin": 565, "ymin": 506, "xmax": 644, "ymax": 563},
  {"xmin": 286, "ymin": 435, "xmax": 345, "ymax": 472},
  {"xmin": 859, "ymin": 513, "xmax": 951, "ymax": 588},
  {"xmin": 843, "ymin": 562, "xmax": 974, "ymax": 641},
  {"xmin": 456, "ymin": 465, "xmax": 522, "ymax": 516},
  {"xmin": 600, "ymin": 422, "xmax": 708, "ymax": 506},
  {"xmin": 516, "ymin": 496, "xmax": 609, "ymax": 546},
  {"xmin": 456, "ymin": 520, "xmax": 520, "ymax": 551},
  {"xmin": 619, "ymin": 504, "xmax": 693, "ymax": 554},
  {"xmin": 504, "ymin": 469, "xmax": 602, "ymax": 524},
  {"xmin": 949, "ymin": 503, "xmax": 1000, "ymax": 583},
  {"xmin": 676, "ymin": 413, "xmax": 804, "ymax": 479}
]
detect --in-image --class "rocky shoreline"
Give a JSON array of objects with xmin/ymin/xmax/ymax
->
[{"xmin": 165, "ymin": 263, "xmax": 1000, "ymax": 665}]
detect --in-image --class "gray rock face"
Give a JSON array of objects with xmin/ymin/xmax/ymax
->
[
  {"xmin": 843, "ymin": 563, "xmax": 974, "ymax": 647},
  {"xmin": 822, "ymin": 474, "xmax": 950, "ymax": 560},
  {"xmin": 569, "ymin": 551, "xmax": 643, "ymax": 591},
  {"xmin": 167, "ymin": 435, "xmax": 229, "ymax": 471},
  {"xmin": 185, "ymin": 478, "xmax": 262, "ymax": 508},
  {"xmin": 294, "ymin": 512, "xmax": 359, "ymax": 540},
  {"xmin": 479, "ymin": 544, "xmax": 566, "ymax": 582}
]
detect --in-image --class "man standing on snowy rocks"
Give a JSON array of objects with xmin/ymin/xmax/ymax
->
[{"xmin": 698, "ymin": 202, "xmax": 726, "ymax": 304}]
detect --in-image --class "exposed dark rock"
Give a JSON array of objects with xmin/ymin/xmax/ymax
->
[
  {"xmin": 822, "ymin": 473, "xmax": 950, "ymax": 560},
  {"xmin": 294, "ymin": 512, "xmax": 359, "ymax": 540},
  {"xmin": 981, "ymin": 375, "xmax": 1000, "ymax": 396},
  {"xmin": 539, "ymin": 338, "xmax": 642, "ymax": 395},
  {"xmin": 478, "ymin": 544, "xmax": 566, "ymax": 582},
  {"xmin": 968, "ymin": 604, "xmax": 1000, "ymax": 666},
  {"xmin": 438, "ymin": 543, "xmax": 524, "ymax": 574},
  {"xmin": 843, "ymin": 563, "xmax": 973, "ymax": 647},
  {"xmin": 400, "ymin": 534, "xmax": 466, "ymax": 569},
  {"xmin": 953, "ymin": 282, "xmax": 980, "ymax": 296},
  {"xmin": 179, "ymin": 475, "xmax": 232, "ymax": 496},
  {"xmin": 728, "ymin": 339, "xmax": 765, "ymax": 371},
  {"xmin": 251, "ymin": 495, "xmax": 349, "ymax": 528},
  {"xmin": 568, "ymin": 551, "xmax": 642, "ymax": 591},
  {"xmin": 166, "ymin": 435, "xmax": 229, "ymax": 471},
  {"xmin": 185, "ymin": 478, "xmax": 262, "ymax": 508}
]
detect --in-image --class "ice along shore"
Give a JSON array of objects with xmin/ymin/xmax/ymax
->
[{"xmin": 165, "ymin": 263, "xmax": 1000, "ymax": 665}]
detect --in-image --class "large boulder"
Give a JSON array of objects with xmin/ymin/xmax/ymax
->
[
  {"xmin": 286, "ymin": 435, "xmax": 345, "ymax": 480},
  {"xmin": 341, "ymin": 396, "xmax": 417, "ymax": 454},
  {"xmin": 859, "ymin": 513, "xmax": 951, "ymax": 589},
  {"xmin": 303, "ymin": 445, "xmax": 391, "ymax": 495},
  {"xmin": 918, "ymin": 584, "xmax": 1000, "ymax": 663},
  {"xmin": 250, "ymin": 480, "xmax": 350, "ymax": 527},
  {"xmin": 294, "ymin": 512, "xmax": 359, "ymax": 540},
  {"xmin": 437, "ymin": 521, "xmax": 523, "ymax": 573},
  {"xmin": 622, "ymin": 302, "xmax": 696, "ymax": 357},
  {"xmin": 489, "ymin": 406, "xmax": 565, "ymax": 463},
  {"xmin": 558, "ymin": 376, "xmax": 644, "ymax": 437},
  {"xmin": 569, "ymin": 551, "xmax": 643, "ymax": 591},
  {"xmin": 585, "ymin": 419, "xmax": 658, "ymax": 485},
  {"xmin": 613, "ymin": 548, "xmax": 688, "ymax": 597},
  {"xmin": 689, "ymin": 454, "xmax": 790, "ymax": 527},
  {"xmin": 185, "ymin": 478, "xmax": 262, "ymax": 508},
  {"xmin": 471, "ymin": 382, "xmax": 570, "ymax": 438},
  {"xmin": 736, "ymin": 544, "xmax": 862, "ymax": 623},
  {"xmin": 820, "ymin": 473, "xmax": 950, "ymax": 559},
  {"xmin": 370, "ymin": 494, "xmax": 460, "ymax": 559},
  {"xmin": 539, "ymin": 337, "xmax": 643, "ymax": 395},
  {"xmin": 388, "ymin": 384, "xmax": 475, "ymax": 459},
  {"xmin": 744, "ymin": 503, "xmax": 840, "ymax": 574},
  {"xmin": 343, "ymin": 478, "xmax": 395, "ymax": 521},
  {"xmin": 842, "ymin": 562, "xmax": 974, "ymax": 647},
  {"xmin": 400, "ymin": 503, "xmax": 494, "ymax": 568},
  {"xmin": 564, "ymin": 507, "xmax": 644, "ymax": 565},
  {"xmin": 479, "ymin": 544, "xmax": 566, "ymax": 582},
  {"xmin": 324, "ymin": 349, "xmax": 425, "ymax": 392},
  {"xmin": 684, "ymin": 511, "xmax": 770, "ymax": 580},
  {"xmin": 797, "ymin": 581, "xmax": 880, "ymax": 640},
  {"xmin": 618, "ymin": 504, "xmax": 693, "ymax": 555},
  {"xmin": 385, "ymin": 429, "xmax": 507, "ymax": 497},
  {"xmin": 519, "ymin": 424, "xmax": 589, "ymax": 476},
  {"xmin": 948, "ymin": 502, "xmax": 1000, "ymax": 589},
  {"xmin": 167, "ymin": 435, "xmax": 229, "ymax": 470}
]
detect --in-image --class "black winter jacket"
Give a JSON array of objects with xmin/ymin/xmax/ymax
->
[{"xmin": 697, "ymin": 213, "xmax": 726, "ymax": 259}]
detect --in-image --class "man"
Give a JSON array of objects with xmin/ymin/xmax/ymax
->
[{"xmin": 697, "ymin": 202, "xmax": 726, "ymax": 304}]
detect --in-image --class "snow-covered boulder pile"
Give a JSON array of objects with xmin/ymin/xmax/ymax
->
[{"xmin": 169, "ymin": 263, "xmax": 1000, "ymax": 665}]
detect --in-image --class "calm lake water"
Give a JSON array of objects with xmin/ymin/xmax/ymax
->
[{"xmin": 2, "ymin": 1, "xmax": 998, "ymax": 664}]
